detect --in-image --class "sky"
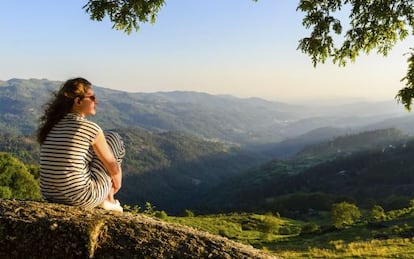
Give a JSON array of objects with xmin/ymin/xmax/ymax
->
[{"xmin": 1, "ymin": 0, "xmax": 412, "ymax": 103}]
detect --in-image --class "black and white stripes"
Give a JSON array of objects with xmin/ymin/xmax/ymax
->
[{"xmin": 40, "ymin": 113, "xmax": 125, "ymax": 209}]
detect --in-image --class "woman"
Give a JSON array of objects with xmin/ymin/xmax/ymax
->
[{"xmin": 37, "ymin": 77, "xmax": 125, "ymax": 212}]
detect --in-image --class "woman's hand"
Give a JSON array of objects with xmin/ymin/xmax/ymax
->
[{"xmin": 111, "ymin": 171, "xmax": 122, "ymax": 194}]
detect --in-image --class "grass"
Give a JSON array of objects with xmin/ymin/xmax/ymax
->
[{"xmin": 160, "ymin": 210, "xmax": 414, "ymax": 258}]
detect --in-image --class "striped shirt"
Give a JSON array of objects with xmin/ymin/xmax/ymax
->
[{"xmin": 40, "ymin": 113, "xmax": 111, "ymax": 208}]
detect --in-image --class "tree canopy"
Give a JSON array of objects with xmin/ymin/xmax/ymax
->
[
  {"xmin": 83, "ymin": 0, "xmax": 414, "ymax": 110},
  {"xmin": 296, "ymin": 0, "xmax": 414, "ymax": 110},
  {"xmin": 83, "ymin": 0, "xmax": 165, "ymax": 34},
  {"xmin": 331, "ymin": 201, "xmax": 361, "ymax": 228},
  {"xmin": 0, "ymin": 152, "xmax": 41, "ymax": 199}
]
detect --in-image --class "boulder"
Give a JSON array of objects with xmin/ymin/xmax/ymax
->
[{"xmin": 0, "ymin": 199, "xmax": 279, "ymax": 258}]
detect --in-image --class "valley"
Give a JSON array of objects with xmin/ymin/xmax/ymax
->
[{"xmin": 2, "ymin": 78, "xmax": 414, "ymax": 257}]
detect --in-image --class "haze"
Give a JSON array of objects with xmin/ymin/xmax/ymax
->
[{"xmin": 0, "ymin": 0, "xmax": 411, "ymax": 104}]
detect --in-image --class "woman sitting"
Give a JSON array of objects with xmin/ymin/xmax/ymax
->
[{"xmin": 37, "ymin": 77, "xmax": 125, "ymax": 212}]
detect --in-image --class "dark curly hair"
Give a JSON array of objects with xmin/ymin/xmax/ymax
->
[{"xmin": 37, "ymin": 77, "xmax": 92, "ymax": 144}]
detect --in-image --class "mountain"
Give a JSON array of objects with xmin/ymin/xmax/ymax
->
[
  {"xmin": 0, "ymin": 128, "xmax": 269, "ymax": 215},
  {"xmin": 249, "ymin": 126, "xmax": 352, "ymax": 159},
  {"xmin": 1, "ymin": 78, "xmax": 411, "ymax": 146},
  {"xmin": 0, "ymin": 78, "xmax": 303, "ymax": 145},
  {"xmin": 3, "ymin": 78, "xmax": 414, "ymax": 215},
  {"xmin": 361, "ymin": 114, "xmax": 414, "ymax": 135},
  {"xmin": 0, "ymin": 79, "xmax": 60, "ymax": 134},
  {"xmin": 200, "ymin": 128, "xmax": 413, "ymax": 216},
  {"xmin": 116, "ymin": 128, "xmax": 268, "ymax": 213}
]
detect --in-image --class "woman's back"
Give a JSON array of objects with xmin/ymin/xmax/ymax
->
[{"xmin": 40, "ymin": 113, "xmax": 102, "ymax": 206}]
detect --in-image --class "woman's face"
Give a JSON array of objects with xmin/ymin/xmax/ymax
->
[{"xmin": 74, "ymin": 88, "xmax": 98, "ymax": 117}]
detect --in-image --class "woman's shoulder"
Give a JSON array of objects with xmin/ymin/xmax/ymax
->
[
  {"xmin": 83, "ymin": 118, "xmax": 102, "ymax": 132},
  {"xmin": 64, "ymin": 113, "xmax": 102, "ymax": 133}
]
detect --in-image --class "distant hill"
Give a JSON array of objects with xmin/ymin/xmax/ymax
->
[
  {"xmin": 3, "ymin": 78, "xmax": 414, "ymax": 215},
  {"xmin": 0, "ymin": 78, "xmax": 303, "ymax": 145},
  {"xmin": 201, "ymin": 128, "xmax": 414, "ymax": 216},
  {"xmin": 0, "ymin": 128, "xmax": 268, "ymax": 214},
  {"xmin": 249, "ymin": 126, "xmax": 352, "ymax": 159},
  {"xmin": 115, "ymin": 128, "xmax": 269, "ymax": 213},
  {"xmin": 1, "ymin": 78, "xmax": 411, "ymax": 146}
]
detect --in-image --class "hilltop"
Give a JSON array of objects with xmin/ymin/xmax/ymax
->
[
  {"xmin": 0, "ymin": 199, "xmax": 278, "ymax": 259},
  {"xmin": 0, "ymin": 78, "xmax": 410, "ymax": 145}
]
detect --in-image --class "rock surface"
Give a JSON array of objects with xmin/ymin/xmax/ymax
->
[{"xmin": 0, "ymin": 199, "xmax": 279, "ymax": 258}]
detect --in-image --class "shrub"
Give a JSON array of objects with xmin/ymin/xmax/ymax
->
[
  {"xmin": 368, "ymin": 205, "xmax": 387, "ymax": 223},
  {"xmin": 0, "ymin": 152, "xmax": 41, "ymax": 199},
  {"xmin": 154, "ymin": 210, "xmax": 168, "ymax": 220},
  {"xmin": 183, "ymin": 209, "xmax": 195, "ymax": 217},
  {"xmin": 301, "ymin": 223, "xmax": 320, "ymax": 234},
  {"xmin": 258, "ymin": 215, "xmax": 280, "ymax": 238},
  {"xmin": 144, "ymin": 202, "xmax": 155, "ymax": 216},
  {"xmin": 0, "ymin": 186, "xmax": 12, "ymax": 198},
  {"xmin": 331, "ymin": 201, "xmax": 361, "ymax": 229}
]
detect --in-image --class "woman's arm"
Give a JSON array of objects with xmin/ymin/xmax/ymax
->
[{"xmin": 92, "ymin": 131, "xmax": 122, "ymax": 194}]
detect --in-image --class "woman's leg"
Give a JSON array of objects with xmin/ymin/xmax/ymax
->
[
  {"xmin": 103, "ymin": 131, "xmax": 125, "ymax": 204},
  {"xmin": 88, "ymin": 131, "xmax": 125, "ymax": 211}
]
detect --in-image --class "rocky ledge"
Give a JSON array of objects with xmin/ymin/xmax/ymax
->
[{"xmin": 0, "ymin": 199, "xmax": 279, "ymax": 258}]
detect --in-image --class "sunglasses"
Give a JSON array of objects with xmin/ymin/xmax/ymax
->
[{"xmin": 83, "ymin": 95, "xmax": 96, "ymax": 102}]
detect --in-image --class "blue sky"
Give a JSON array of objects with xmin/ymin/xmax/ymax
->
[{"xmin": 1, "ymin": 0, "xmax": 411, "ymax": 103}]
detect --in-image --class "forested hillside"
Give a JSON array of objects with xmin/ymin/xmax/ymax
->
[
  {"xmin": 4, "ymin": 127, "xmax": 412, "ymax": 216},
  {"xmin": 115, "ymin": 128, "xmax": 269, "ymax": 213},
  {"xmin": 2, "ymin": 78, "xmax": 414, "ymax": 216},
  {"xmin": 0, "ymin": 78, "xmax": 303, "ymax": 145},
  {"xmin": 1, "ymin": 78, "xmax": 411, "ymax": 146},
  {"xmin": 0, "ymin": 128, "xmax": 268, "ymax": 214},
  {"xmin": 201, "ymin": 129, "xmax": 414, "ymax": 217}
]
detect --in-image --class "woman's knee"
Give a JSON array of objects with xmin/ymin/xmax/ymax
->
[{"xmin": 104, "ymin": 131, "xmax": 126, "ymax": 160}]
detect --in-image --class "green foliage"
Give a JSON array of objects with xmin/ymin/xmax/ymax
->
[
  {"xmin": 123, "ymin": 202, "xmax": 168, "ymax": 219},
  {"xmin": 144, "ymin": 201, "xmax": 156, "ymax": 216},
  {"xmin": 0, "ymin": 186, "xmax": 12, "ymax": 198},
  {"xmin": 332, "ymin": 201, "xmax": 361, "ymax": 229},
  {"xmin": 368, "ymin": 205, "xmax": 387, "ymax": 223},
  {"xmin": 117, "ymin": 127, "xmax": 266, "ymax": 214},
  {"xmin": 258, "ymin": 214, "xmax": 281, "ymax": 239},
  {"xmin": 2, "ymin": 78, "xmax": 414, "ymax": 218},
  {"xmin": 0, "ymin": 132, "xmax": 39, "ymax": 164},
  {"xmin": 154, "ymin": 210, "xmax": 168, "ymax": 220},
  {"xmin": 0, "ymin": 152, "xmax": 41, "ymax": 199},
  {"xmin": 167, "ymin": 212, "xmax": 298, "ymax": 243},
  {"xmin": 397, "ymin": 49, "xmax": 414, "ymax": 110},
  {"xmin": 297, "ymin": 0, "xmax": 414, "ymax": 110},
  {"xmin": 204, "ymin": 130, "xmax": 414, "ymax": 216},
  {"xmin": 83, "ymin": 0, "xmax": 165, "ymax": 34},
  {"xmin": 122, "ymin": 204, "xmax": 141, "ymax": 213},
  {"xmin": 83, "ymin": 0, "xmax": 414, "ymax": 110},
  {"xmin": 162, "ymin": 205, "xmax": 414, "ymax": 258},
  {"xmin": 183, "ymin": 209, "xmax": 195, "ymax": 217},
  {"xmin": 27, "ymin": 164, "xmax": 40, "ymax": 180},
  {"xmin": 301, "ymin": 222, "xmax": 320, "ymax": 234}
]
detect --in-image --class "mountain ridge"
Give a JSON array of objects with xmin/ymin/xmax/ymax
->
[
  {"xmin": 200, "ymin": 128, "xmax": 414, "ymax": 215},
  {"xmin": 1, "ymin": 78, "xmax": 411, "ymax": 145},
  {"xmin": 2, "ymin": 78, "xmax": 414, "ymax": 215}
]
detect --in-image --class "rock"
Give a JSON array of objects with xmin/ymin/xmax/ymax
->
[{"xmin": 0, "ymin": 199, "xmax": 280, "ymax": 259}]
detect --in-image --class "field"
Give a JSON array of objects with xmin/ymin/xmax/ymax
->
[{"xmin": 160, "ymin": 210, "xmax": 414, "ymax": 258}]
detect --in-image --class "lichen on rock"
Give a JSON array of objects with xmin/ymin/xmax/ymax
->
[{"xmin": 0, "ymin": 199, "xmax": 279, "ymax": 258}]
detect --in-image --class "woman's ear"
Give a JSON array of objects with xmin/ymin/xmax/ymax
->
[{"xmin": 74, "ymin": 97, "xmax": 81, "ymax": 105}]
